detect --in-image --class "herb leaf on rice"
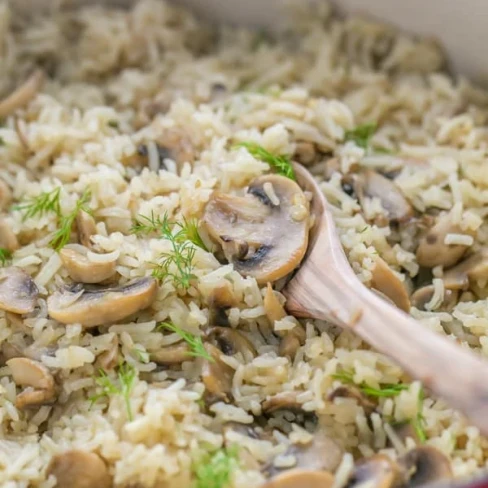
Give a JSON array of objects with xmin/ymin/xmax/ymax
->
[
  {"xmin": 332, "ymin": 370, "xmax": 409, "ymax": 398},
  {"xmin": 193, "ymin": 445, "xmax": 239, "ymax": 488},
  {"xmin": 344, "ymin": 123, "xmax": 377, "ymax": 149},
  {"xmin": 0, "ymin": 248, "xmax": 12, "ymax": 266},
  {"xmin": 15, "ymin": 186, "xmax": 62, "ymax": 221}
]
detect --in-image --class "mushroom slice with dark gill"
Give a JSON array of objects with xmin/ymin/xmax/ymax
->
[
  {"xmin": 399, "ymin": 446, "xmax": 452, "ymax": 487},
  {"xmin": 207, "ymin": 281, "xmax": 237, "ymax": 327},
  {"xmin": 261, "ymin": 470, "xmax": 335, "ymax": 488},
  {"xmin": 354, "ymin": 170, "xmax": 413, "ymax": 224},
  {"xmin": 59, "ymin": 246, "xmax": 117, "ymax": 284},
  {"xmin": 47, "ymin": 450, "xmax": 111, "ymax": 488},
  {"xmin": 442, "ymin": 248, "xmax": 488, "ymax": 290},
  {"xmin": 7, "ymin": 357, "xmax": 56, "ymax": 409},
  {"xmin": 0, "ymin": 267, "xmax": 38, "ymax": 314},
  {"xmin": 328, "ymin": 385, "xmax": 376, "ymax": 416},
  {"xmin": 202, "ymin": 175, "xmax": 310, "ymax": 285},
  {"xmin": 76, "ymin": 210, "xmax": 97, "ymax": 250},
  {"xmin": 410, "ymin": 285, "xmax": 458, "ymax": 312},
  {"xmin": 47, "ymin": 277, "xmax": 157, "ymax": 327},
  {"xmin": 346, "ymin": 454, "xmax": 399, "ymax": 488},
  {"xmin": 201, "ymin": 343, "xmax": 234, "ymax": 403},
  {"xmin": 206, "ymin": 326, "xmax": 257, "ymax": 358}
]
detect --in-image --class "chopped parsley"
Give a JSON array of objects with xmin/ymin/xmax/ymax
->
[
  {"xmin": 332, "ymin": 370, "xmax": 409, "ymax": 398},
  {"xmin": 234, "ymin": 142, "xmax": 295, "ymax": 180},
  {"xmin": 90, "ymin": 362, "xmax": 137, "ymax": 421},
  {"xmin": 157, "ymin": 322, "xmax": 213, "ymax": 362},
  {"xmin": 193, "ymin": 446, "xmax": 239, "ymax": 488},
  {"xmin": 0, "ymin": 248, "xmax": 12, "ymax": 266},
  {"xmin": 15, "ymin": 187, "xmax": 62, "ymax": 221},
  {"xmin": 344, "ymin": 123, "xmax": 377, "ymax": 149}
]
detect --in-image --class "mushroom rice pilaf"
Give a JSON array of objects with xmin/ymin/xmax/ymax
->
[{"xmin": 1, "ymin": 1, "xmax": 488, "ymax": 487}]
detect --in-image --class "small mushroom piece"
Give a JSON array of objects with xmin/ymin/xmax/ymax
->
[
  {"xmin": 264, "ymin": 282, "xmax": 287, "ymax": 324},
  {"xmin": 294, "ymin": 142, "xmax": 317, "ymax": 166},
  {"xmin": 262, "ymin": 392, "xmax": 302, "ymax": 414},
  {"xmin": 0, "ymin": 267, "xmax": 38, "ymax": 314},
  {"xmin": 47, "ymin": 450, "xmax": 111, "ymax": 488},
  {"xmin": 262, "ymin": 470, "xmax": 335, "ymax": 488},
  {"xmin": 47, "ymin": 277, "xmax": 157, "ymax": 327},
  {"xmin": 279, "ymin": 326, "xmax": 306, "ymax": 359},
  {"xmin": 443, "ymin": 249, "xmax": 488, "ymax": 290},
  {"xmin": 347, "ymin": 454, "xmax": 399, "ymax": 488},
  {"xmin": 0, "ymin": 219, "xmax": 19, "ymax": 252},
  {"xmin": 410, "ymin": 285, "xmax": 458, "ymax": 312},
  {"xmin": 206, "ymin": 326, "xmax": 256, "ymax": 358},
  {"xmin": 416, "ymin": 213, "xmax": 475, "ymax": 268},
  {"xmin": 354, "ymin": 170, "xmax": 413, "ymax": 223},
  {"xmin": 389, "ymin": 421, "xmax": 420, "ymax": 445},
  {"xmin": 399, "ymin": 446, "xmax": 452, "ymax": 487},
  {"xmin": 0, "ymin": 70, "xmax": 44, "ymax": 119},
  {"xmin": 7, "ymin": 357, "xmax": 55, "ymax": 408},
  {"xmin": 60, "ymin": 247, "xmax": 117, "ymax": 284},
  {"xmin": 202, "ymin": 175, "xmax": 310, "ymax": 285},
  {"xmin": 201, "ymin": 343, "xmax": 234, "ymax": 402},
  {"xmin": 76, "ymin": 210, "xmax": 97, "ymax": 249},
  {"xmin": 150, "ymin": 343, "xmax": 191, "ymax": 365},
  {"xmin": 370, "ymin": 257, "xmax": 410, "ymax": 313},
  {"xmin": 155, "ymin": 128, "xmax": 194, "ymax": 166},
  {"xmin": 207, "ymin": 281, "xmax": 237, "ymax": 327},
  {"xmin": 328, "ymin": 385, "xmax": 376, "ymax": 415}
]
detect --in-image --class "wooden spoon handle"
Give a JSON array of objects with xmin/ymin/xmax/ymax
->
[{"xmin": 285, "ymin": 270, "xmax": 488, "ymax": 435}]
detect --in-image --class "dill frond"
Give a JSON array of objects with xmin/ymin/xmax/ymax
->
[
  {"xmin": 234, "ymin": 142, "xmax": 295, "ymax": 180},
  {"xmin": 344, "ymin": 123, "xmax": 377, "ymax": 149},
  {"xmin": 178, "ymin": 218, "xmax": 208, "ymax": 251},
  {"xmin": 49, "ymin": 188, "xmax": 92, "ymax": 251},
  {"xmin": 0, "ymin": 248, "xmax": 12, "ymax": 266},
  {"xmin": 15, "ymin": 187, "xmax": 61, "ymax": 221},
  {"xmin": 332, "ymin": 371, "xmax": 409, "ymax": 398},
  {"xmin": 193, "ymin": 445, "xmax": 239, "ymax": 488},
  {"xmin": 157, "ymin": 322, "xmax": 213, "ymax": 362},
  {"xmin": 412, "ymin": 385, "xmax": 427, "ymax": 443},
  {"xmin": 89, "ymin": 361, "xmax": 137, "ymax": 421}
]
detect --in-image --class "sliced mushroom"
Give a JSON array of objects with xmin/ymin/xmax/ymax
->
[
  {"xmin": 354, "ymin": 170, "xmax": 413, "ymax": 223},
  {"xmin": 0, "ymin": 179, "xmax": 12, "ymax": 211},
  {"xmin": 47, "ymin": 450, "xmax": 111, "ymax": 488},
  {"xmin": 399, "ymin": 446, "xmax": 452, "ymax": 487},
  {"xmin": 76, "ymin": 210, "xmax": 97, "ymax": 249},
  {"xmin": 202, "ymin": 175, "xmax": 310, "ymax": 285},
  {"xmin": 443, "ymin": 249, "xmax": 488, "ymax": 290},
  {"xmin": 416, "ymin": 213, "xmax": 474, "ymax": 268},
  {"xmin": 347, "ymin": 454, "xmax": 399, "ymax": 488},
  {"xmin": 207, "ymin": 281, "xmax": 237, "ymax": 327},
  {"xmin": 371, "ymin": 257, "xmax": 410, "ymax": 312},
  {"xmin": 0, "ymin": 219, "xmax": 19, "ymax": 252},
  {"xmin": 0, "ymin": 267, "xmax": 38, "ymax": 314},
  {"xmin": 264, "ymin": 283, "xmax": 287, "ymax": 324},
  {"xmin": 155, "ymin": 128, "xmax": 194, "ymax": 166},
  {"xmin": 60, "ymin": 247, "xmax": 117, "ymax": 284},
  {"xmin": 294, "ymin": 142, "xmax": 317, "ymax": 166},
  {"xmin": 7, "ymin": 357, "xmax": 55, "ymax": 408},
  {"xmin": 262, "ymin": 392, "xmax": 302, "ymax": 414},
  {"xmin": 0, "ymin": 70, "xmax": 44, "ymax": 119},
  {"xmin": 201, "ymin": 343, "xmax": 234, "ymax": 403},
  {"xmin": 47, "ymin": 277, "xmax": 157, "ymax": 327},
  {"xmin": 279, "ymin": 326, "xmax": 306, "ymax": 359},
  {"xmin": 206, "ymin": 326, "xmax": 256, "ymax": 358},
  {"xmin": 410, "ymin": 285, "xmax": 458, "ymax": 312},
  {"xmin": 262, "ymin": 470, "xmax": 335, "ymax": 488},
  {"xmin": 150, "ymin": 343, "xmax": 191, "ymax": 365},
  {"xmin": 328, "ymin": 385, "xmax": 376, "ymax": 415},
  {"xmin": 389, "ymin": 421, "xmax": 420, "ymax": 445}
]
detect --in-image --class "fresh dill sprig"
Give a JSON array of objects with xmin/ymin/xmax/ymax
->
[
  {"xmin": 131, "ymin": 347, "xmax": 149, "ymax": 364},
  {"xmin": 0, "ymin": 248, "xmax": 12, "ymax": 266},
  {"xmin": 332, "ymin": 371, "xmax": 409, "ymax": 398},
  {"xmin": 89, "ymin": 362, "xmax": 137, "ymax": 421},
  {"xmin": 411, "ymin": 385, "xmax": 427, "ymax": 443},
  {"xmin": 15, "ymin": 187, "xmax": 61, "ymax": 221},
  {"xmin": 49, "ymin": 189, "xmax": 92, "ymax": 251},
  {"xmin": 193, "ymin": 445, "xmax": 239, "ymax": 488},
  {"xmin": 178, "ymin": 218, "xmax": 208, "ymax": 251},
  {"xmin": 157, "ymin": 322, "xmax": 213, "ymax": 362},
  {"xmin": 234, "ymin": 142, "xmax": 295, "ymax": 180},
  {"xmin": 344, "ymin": 123, "xmax": 377, "ymax": 149}
]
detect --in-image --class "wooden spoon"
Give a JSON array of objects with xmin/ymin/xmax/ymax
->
[{"xmin": 284, "ymin": 163, "xmax": 488, "ymax": 435}]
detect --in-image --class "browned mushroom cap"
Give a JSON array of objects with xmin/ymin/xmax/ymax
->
[
  {"xmin": 328, "ymin": 385, "xmax": 376, "ymax": 415},
  {"xmin": 201, "ymin": 343, "xmax": 234, "ymax": 402},
  {"xmin": 0, "ymin": 179, "xmax": 12, "ymax": 211},
  {"xmin": 410, "ymin": 285, "xmax": 458, "ymax": 312},
  {"xmin": 7, "ymin": 357, "xmax": 56, "ymax": 408},
  {"xmin": 264, "ymin": 282, "xmax": 287, "ymax": 324},
  {"xmin": 347, "ymin": 454, "xmax": 399, "ymax": 488},
  {"xmin": 0, "ymin": 70, "xmax": 44, "ymax": 119},
  {"xmin": 207, "ymin": 281, "xmax": 237, "ymax": 327},
  {"xmin": 206, "ymin": 326, "xmax": 256, "ymax": 358},
  {"xmin": 262, "ymin": 470, "xmax": 335, "ymax": 488},
  {"xmin": 60, "ymin": 247, "xmax": 117, "ymax": 284},
  {"xmin": 202, "ymin": 175, "xmax": 310, "ymax": 285},
  {"xmin": 370, "ymin": 257, "xmax": 410, "ymax": 312},
  {"xmin": 150, "ymin": 343, "xmax": 191, "ymax": 365},
  {"xmin": 47, "ymin": 277, "xmax": 157, "ymax": 327},
  {"xmin": 47, "ymin": 450, "xmax": 111, "ymax": 488},
  {"xmin": 0, "ymin": 267, "xmax": 38, "ymax": 314},
  {"xmin": 443, "ymin": 249, "xmax": 488, "ymax": 290},
  {"xmin": 0, "ymin": 219, "xmax": 19, "ymax": 252},
  {"xmin": 76, "ymin": 210, "xmax": 97, "ymax": 249},
  {"xmin": 416, "ymin": 213, "xmax": 475, "ymax": 268},
  {"xmin": 354, "ymin": 170, "xmax": 413, "ymax": 223},
  {"xmin": 399, "ymin": 446, "xmax": 452, "ymax": 487}
]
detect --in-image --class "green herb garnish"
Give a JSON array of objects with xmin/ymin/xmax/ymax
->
[
  {"xmin": 157, "ymin": 322, "xmax": 213, "ymax": 362},
  {"xmin": 177, "ymin": 218, "xmax": 208, "ymax": 251},
  {"xmin": 49, "ymin": 189, "xmax": 92, "ymax": 251},
  {"xmin": 344, "ymin": 123, "xmax": 377, "ymax": 149},
  {"xmin": 132, "ymin": 348, "xmax": 149, "ymax": 363},
  {"xmin": 90, "ymin": 362, "xmax": 137, "ymax": 421},
  {"xmin": 107, "ymin": 120, "xmax": 119, "ymax": 129},
  {"xmin": 234, "ymin": 142, "xmax": 295, "ymax": 180},
  {"xmin": 411, "ymin": 385, "xmax": 427, "ymax": 443},
  {"xmin": 0, "ymin": 136, "xmax": 5, "ymax": 146},
  {"xmin": 332, "ymin": 371, "xmax": 409, "ymax": 398},
  {"xmin": 193, "ymin": 446, "xmax": 239, "ymax": 488},
  {"xmin": 15, "ymin": 187, "xmax": 61, "ymax": 221},
  {"xmin": 0, "ymin": 248, "xmax": 12, "ymax": 266}
]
